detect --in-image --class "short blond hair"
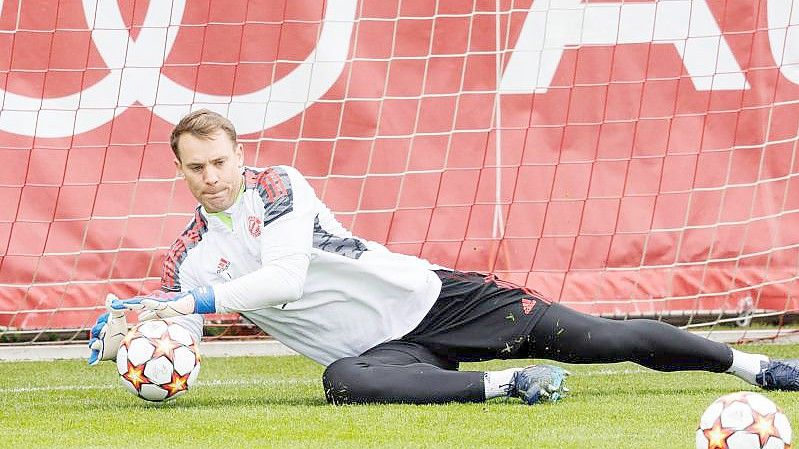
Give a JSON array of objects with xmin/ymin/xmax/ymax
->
[{"xmin": 170, "ymin": 109, "xmax": 238, "ymax": 160}]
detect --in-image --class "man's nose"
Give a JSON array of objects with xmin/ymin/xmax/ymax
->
[{"xmin": 204, "ymin": 168, "xmax": 219, "ymax": 184}]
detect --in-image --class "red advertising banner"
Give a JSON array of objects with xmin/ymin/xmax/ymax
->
[{"xmin": 1, "ymin": 0, "xmax": 797, "ymax": 331}]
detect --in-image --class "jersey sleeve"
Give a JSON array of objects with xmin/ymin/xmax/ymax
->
[
  {"xmin": 157, "ymin": 216, "xmax": 206, "ymax": 341},
  {"xmin": 161, "ymin": 209, "xmax": 208, "ymax": 293},
  {"xmin": 212, "ymin": 166, "xmax": 314, "ymax": 312}
]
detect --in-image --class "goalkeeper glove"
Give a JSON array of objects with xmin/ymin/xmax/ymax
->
[
  {"xmin": 87, "ymin": 294, "xmax": 128, "ymax": 366},
  {"xmin": 110, "ymin": 286, "xmax": 216, "ymax": 320}
]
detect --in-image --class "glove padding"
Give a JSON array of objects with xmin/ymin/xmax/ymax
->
[
  {"xmin": 87, "ymin": 293, "xmax": 128, "ymax": 366},
  {"xmin": 110, "ymin": 286, "xmax": 216, "ymax": 320}
]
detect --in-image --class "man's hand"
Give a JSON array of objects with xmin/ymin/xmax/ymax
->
[
  {"xmin": 87, "ymin": 294, "xmax": 128, "ymax": 366},
  {"xmin": 110, "ymin": 286, "xmax": 216, "ymax": 320}
]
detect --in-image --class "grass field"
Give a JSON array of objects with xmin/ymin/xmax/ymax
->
[{"xmin": 1, "ymin": 343, "xmax": 797, "ymax": 449}]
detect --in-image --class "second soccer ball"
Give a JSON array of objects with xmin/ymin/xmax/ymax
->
[{"xmin": 695, "ymin": 391, "xmax": 792, "ymax": 449}]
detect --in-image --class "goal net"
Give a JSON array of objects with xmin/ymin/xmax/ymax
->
[{"xmin": 1, "ymin": 0, "xmax": 798, "ymax": 344}]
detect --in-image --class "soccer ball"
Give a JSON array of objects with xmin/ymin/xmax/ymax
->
[
  {"xmin": 116, "ymin": 320, "xmax": 201, "ymax": 402},
  {"xmin": 696, "ymin": 392, "xmax": 792, "ymax": 449}
]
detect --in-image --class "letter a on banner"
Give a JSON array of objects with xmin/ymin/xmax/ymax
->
[{"xmin": 500, "ymin": 0, "xmax": 749, "ymax": 94}]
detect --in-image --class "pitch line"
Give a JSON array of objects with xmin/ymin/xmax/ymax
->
[
  {"xmin": 0, "ymin": 378, "xmax": 316, "ymax": 395},
  {"xmin": 0, "ymin": 368, "xmax": 647, "ymax": 395}
]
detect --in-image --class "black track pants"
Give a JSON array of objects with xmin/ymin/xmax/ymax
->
[{"xmin": 322, "ymin": 271, "xmax": 734, "ymax": 404}]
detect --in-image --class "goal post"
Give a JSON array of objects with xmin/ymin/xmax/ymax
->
[{"xmin": 1, "ymin": 0, "xmax": 798, "ymax": 344}]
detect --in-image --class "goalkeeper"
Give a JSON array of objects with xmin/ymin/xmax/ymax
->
[{"xmin": 88, "ymin": 109, "xmax": 799, "ymax": 404}]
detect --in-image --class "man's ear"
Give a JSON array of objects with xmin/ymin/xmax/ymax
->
[
  {"xmin": 235, "ymin": 142, "xmax": 244, "ymax": 167},
  {"xmin": 174, "ymin": 157, "xmax": 184, "ymax": 178}
]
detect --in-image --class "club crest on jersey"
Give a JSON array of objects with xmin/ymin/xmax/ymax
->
[
  {"xmin": 216, "ymin": 258, "xmax": 230, "ymax": 275},
  {"xmin": 248, "ymin": 216, "xmax": 262, "ymax": 238}
]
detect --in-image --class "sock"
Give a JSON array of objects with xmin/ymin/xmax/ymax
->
[
  {"xmin": 726, "ymin": 348, "xmax": 769, "ymax": 384},
  {"xmin": 484, "ymin": 367, "xmax": 523, "ymax": 399}
]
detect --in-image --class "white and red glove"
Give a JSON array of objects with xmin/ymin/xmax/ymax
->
[
  {"xmin": 110, "ymin": 287, "xmax": 217, "ymax": 320},
  {"xmin": 87, "ymin": 294, "xmax": 128, "ymax": 366}
]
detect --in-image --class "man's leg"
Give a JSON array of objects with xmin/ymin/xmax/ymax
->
[
  {"xmin": 322, "ymin": 340, "xmax": 485, "ymax": 404},
  {"xmin": 528, "ymin": 302, "xmax": 734, "ymax": 371},
  {"xmin": 416, "ymin": 271, "xmax": 772, "ymax": 382},
  {"xmin": 528, "ymin": 303, "xmax": 799, "ymax": 389},
  {"xmin": 403, "ymin": 271, "xmax": 796, "ymax": 391}
]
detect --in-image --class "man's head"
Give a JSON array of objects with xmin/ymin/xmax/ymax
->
[{"xmin": 171, "ymin": 109, "xmax": 244, "ymax": 213}]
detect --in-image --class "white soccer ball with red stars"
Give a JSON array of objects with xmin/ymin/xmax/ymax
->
[
  {"xmin": 696, "ymin": 392, "xmax": 792, "ymax": 449},
  {"xmin": 116, "ymin": 320, "xmax": 201, "ymax": 402}
]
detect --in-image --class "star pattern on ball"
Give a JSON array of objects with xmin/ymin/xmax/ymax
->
[
  {"xmin": 703, "ymin": 421, "xmax": 735, "ymax": 449},
  {"xmin": 151, "ymin": 333, "xmax": 181, "ymax": 361},
  {"xmin": 120, "ymin": 330, "xmax": 138, "ymax": 349},
  {"xmin": 162, "ymin": 371, "xmax": 191, "ymax": 399},
  {"xmin": 717, "ymin": 392, "xmax": 749, "ymax": 406},
  {"xmin": 745, "ymin": 410, "xmax": 780, "ymax": 447},
  {"xmin": 122, "ymin": 361, "xmax": 149, "ymax": 392}
]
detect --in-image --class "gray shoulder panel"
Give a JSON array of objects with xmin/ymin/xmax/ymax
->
[
  {"xmin": 244, "ymin": 167, "xmax": 294, "ymax": 226},
  {"xmin": 312, "ymin": 216, "xmax": 368, "ymax": 259}
]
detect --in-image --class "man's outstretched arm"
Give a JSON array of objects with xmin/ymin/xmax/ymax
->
[
  {"xmin": 113, "ymin": 167, "xmax": 317, "ymax": 318},
  {"xmin": 109, "ymin": 287, "xmax": 217, "ymax": 320}
]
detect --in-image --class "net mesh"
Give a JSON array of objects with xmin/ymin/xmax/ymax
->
[{"xmin": 0, "ymin": 0, "xmax": 797, "ymax": 344}]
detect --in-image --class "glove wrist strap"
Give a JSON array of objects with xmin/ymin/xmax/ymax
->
[{"xmin": 191, "ymin": 286, "xmax": 217, "ymax": 314}]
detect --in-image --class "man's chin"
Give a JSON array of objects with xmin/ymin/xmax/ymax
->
[{"xmin": 202, "ymin": 199, "xmax": 232, "ymax": 213}]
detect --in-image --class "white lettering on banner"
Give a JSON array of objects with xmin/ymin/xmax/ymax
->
[
  {"xmin": 500, "ymin": 0, "xmax": 750, "ymax": 93},
  {"xmin": 0, "ymin": 0, "xmax": 356, "ymax": 138},
  {"xmin": 768, "ymin": 0, "xmax": 799, "ymax": 85},
  {"xmin": 2, "ymin": 0, "xmax": 797, "ymax": 137}
]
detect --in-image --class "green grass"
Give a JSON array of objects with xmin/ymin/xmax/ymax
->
[{"xmin": 1, "ymin": 344, "xmax": 797, "ymax": 449}]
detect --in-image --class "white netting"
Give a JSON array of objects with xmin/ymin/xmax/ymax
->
[{"xmin": 0, "ymin": 0, "xmax": 797, "ymax": 343}]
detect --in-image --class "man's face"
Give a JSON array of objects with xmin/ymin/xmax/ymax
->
[{"xmin": 175, "ymin": 129, "xmax": 244, "ymax": 213}]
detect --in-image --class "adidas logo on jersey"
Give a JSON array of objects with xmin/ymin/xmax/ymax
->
[
  {"xmin": 521, "ymin": 298, "xmax": 536, "ymax": 315},
  {"xmin": 216, "ymin": 258, "xmax": 231, "ymax": 275}
]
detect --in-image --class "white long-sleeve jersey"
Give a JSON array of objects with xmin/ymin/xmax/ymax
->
[{"xmin": 162, "ymin": 165, "xmax": 442, "ymax": 365}]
